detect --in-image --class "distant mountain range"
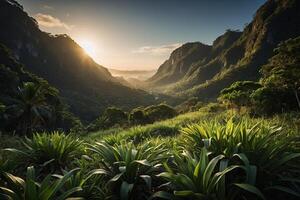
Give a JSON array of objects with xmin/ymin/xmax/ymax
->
[
  {"xmin": 0, "ymin": 0, "xmax": 158, "ymax": 122},
  {"xmin": 109, "ymin": 68, "xmax": 156, "ymax": 81},
  {"xmin": 148, "ymin": 0, "xmax": 300, "ymax": 100}
]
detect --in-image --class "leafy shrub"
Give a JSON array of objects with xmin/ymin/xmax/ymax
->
[
  {"xmin": 62, "ymin": 168, "xmax": 109, "ymax": 199},
  {"xmin": 218, "ymin": 81, "xmax": 261, "ymax": 110},
  {"xmin": 87, "ymin": 141, "xmax": 168, "ymax": 199},
  {"xmin": 5, "ymin": 132, "xmax": 83, "ymax": 172},
  {"xmin": 199, "ymin": 103, "xmax": 224, "ymax": 113},
  {"xmin": 144, "ymin": 104, "xmax": 177, "ymax": 123},
  {"xmin": 88, "ymin": 107, "xmax": 128, "ymax": 131},
  {"xmin": 0, "ymin": 166, "xmax": 81, "ymax": 199},
  {"xmin": 180, "ymin": 118, "xmax": 300, "ymax": 198},
  {"xmin": 250, "ymin": 87, "xmax": 296, "ymax": 115},
  {"xmin": 153, "ymin": 147, "xmax": 264, "ymax": 200},
  {"xmin": 175, "ymin": 97, "xmax": 203, "ymax": 113},
  {"xmin": 128, "ymin": 107, "xmax": 148, "ymax": 125}
]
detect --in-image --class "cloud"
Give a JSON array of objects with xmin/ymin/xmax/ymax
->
[
  {"xmin": 35, "ymin": 13, "xmax": 71, "ymax": 30},
  {"xmin": 133, "ymin": 43, "xmax": 182, "ymax": 55},
  {"xmin": 42, "ymin": 5, "xmax": 53, "ymax": 10}
]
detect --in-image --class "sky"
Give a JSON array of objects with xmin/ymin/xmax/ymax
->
[{"xmin": 18, "ymin": 0, "xmax": 266, "ymax": 70}]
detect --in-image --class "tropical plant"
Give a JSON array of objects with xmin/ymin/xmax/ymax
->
[
  {"xmin": 0, "ymin": 166, "xmax": 81, "ymax": 200},
  {"xmin": 5, "ymin": 132, "xmax": 83, "ymax": 172},
  {"xmin": 87, "ymin": 141, "xmax": 168, "ymax": 199},
  {"xmin": 8, "ymin": 82, "xmax": 56, "ymax": 135},
  {"xmin": 61, "ymin": 168, "xmax": 108, "ymax": 199},
  {"xmin": 180, "ymin": 118, "xmax": 300, "ymax": 198},
  {"xmin": 153, "ymin": 147, "xmax": 264, "ymax": 200}
]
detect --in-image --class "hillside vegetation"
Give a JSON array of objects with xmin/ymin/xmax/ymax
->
[
  {"xmin": 1, "ymin": 108, "xmax": 300, "ymax": 199},
  {"xmin": 148, "ymin": 0, "xmax": 300, "ymax": 100},
  {"xmin": 0, "ymin": 0, "xmax": 159, "ymax": 122}
]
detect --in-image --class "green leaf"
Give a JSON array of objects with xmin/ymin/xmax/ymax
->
[
  {"xmin": 149, "ymin": 191, "xmax": 174, "ymax": 200},
  {"xmin": 0, "ymin": 187, "xmax": 17, "ymax": 199},
  {"xmin": 56, "ymin": 186, "xmax": 82, "ymax": 200},
  {"xmin": 3, "ymin": 148, "xmax": 29, "ymax": 157},
  {"xmin": 110, "ymin": 172, "xmax": 124, "ymax": 182},
  {"xmin": 134, "ymin": 159, "xmax": 151, "ymax": 166},
  {"xmin": 4, "ymin": 172, "xmax": 25, "ymax": 187},
  {"xmin": 174, "ymin": 190, "xmax": 194, "ymax": 196},
  {"xmin": 25, "ymin": 166, "xmax": 38, "ymax": 200},
  {"xmin": 203, "ymin": 155, "xmax": 224, "ymax": 189},
  {"xmin": 140, "ymin": 175, "xmax": 151, "ymax": 190},
  {"xmin": 120, "ymin": 181, "xmax": 134, "ymax": 200}
]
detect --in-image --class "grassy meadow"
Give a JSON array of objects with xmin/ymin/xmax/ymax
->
[{"xmin": 1, "ymin": 108, "xmax": 300, "ymax": 200}]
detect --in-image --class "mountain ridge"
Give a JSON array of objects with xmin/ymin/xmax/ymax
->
[
  {"xmin": 148, "ymin": 0, "xmax": 300, "ymax": 100},
  {"xmin": 0, "ymin": 0, "xmax": 158, "ymax": 122}
]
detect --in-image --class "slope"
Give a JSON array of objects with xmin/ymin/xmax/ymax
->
[
  {"xmin": 0, "ymin": 0, "xmax": 157, "ymax": 122},
  {"xmin": 148, "ymin": 0, "xmax": 300, "ymax": 100}
]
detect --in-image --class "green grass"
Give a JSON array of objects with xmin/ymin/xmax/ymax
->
[
  {"xmin": 86, "ymin": 111, "xmax": 216, "ymax": 144},
  {"xmin": 1, "ymin": 110, "xmax": 300, "ymax": 199}
]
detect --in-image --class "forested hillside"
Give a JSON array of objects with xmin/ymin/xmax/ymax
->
[
  {"xmin": 0, "ymin": 43, "xmax": 81, "ymax": 134},
  {"xmin": 0, "ymin": 0, "xmax": 157, "ymax": 122},
  {"xmin": 149, "ymin": 0, "xmax": 300, "ymax": 100}
]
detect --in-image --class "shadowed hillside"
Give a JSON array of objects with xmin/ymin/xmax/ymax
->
[
  {"xmin": 0, "ymin": 0, "xmax": 158, "ymax": 122},
  {"xmin": 148, "ymin": 0, "xmax": 300, "ymax": 100}
]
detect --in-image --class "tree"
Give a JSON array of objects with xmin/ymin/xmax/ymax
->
[
  {"xmin": 218, "ymin": 81, "xmax": 261, "ymax": 110},
  {"xmin": 250, "ymin": 87, "xmax": 288, "ymax": 114},
  {"xmin": 91, "ymin": 107, "xmax": 128, "ymax": 130},
  {"xmin": 129, "ymin": 107, "xmax": 148, "ymax": 125},
  {"xmin": 9, "ymin": 82, "xmax": 53, "ymax": 135},
  {"xmin": 144, "ymin": 104, "xmax": 177, "ymax": 123},
  {"xmin": 260, "ymin": 36, "xmax": 300, "ymax": 109}
]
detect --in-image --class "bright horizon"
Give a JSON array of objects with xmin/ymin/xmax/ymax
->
[{"xmin": 19, "ymin": 0, "xmax": 265, "ymax": 70}]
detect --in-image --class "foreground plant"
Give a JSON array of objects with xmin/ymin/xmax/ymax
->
[
  {"xmin": 0, "ymin": 166, "xmax": 81, "ymax": 200},
  {"xmin": 62, "ymin": 167, "xmax": 108, "ymax": 199},
  {"xmin": 87, "ymin": 141, "xmax": 168, "ymax": 200},
  {"xmin": 180, "ymin": 118, "xmax": 300, "ymax": 198},
  {"xmin": 5, "ymin": 132, "xmax": 83, "ymax": 172},
  {"xmin": 152, "ymin": 147, "xmax": 265, "ymax": 200}
]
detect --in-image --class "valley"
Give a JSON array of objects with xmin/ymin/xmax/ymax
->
[{"xmin": 0, "ymin": 0, "xmax": 300, "ymax": 199}]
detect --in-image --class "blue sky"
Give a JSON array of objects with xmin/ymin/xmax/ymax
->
[{"xmin": 18, "ymin": 0, "xmax": 266, "ymax": 70}]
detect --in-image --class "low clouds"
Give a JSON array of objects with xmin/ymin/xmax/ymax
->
[
  {"xmin": 35, "ymin": 13, "xmax": 71, "ymax": 30},
  {"xmin": 133, "ymin": 43, "xmax": 182, "ymax": 55}
]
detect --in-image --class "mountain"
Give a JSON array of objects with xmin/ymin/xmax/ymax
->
[
  {"xmin": 148, "ymin": 0, "xmax": 300, "ymax": 100},
  {"xmin": 109, "ymin": 68, "xmax": 156, "ymax": 81},
  {"xmin": 0, "ymin": 42, "xmax": 82, "ymax": 132},
  {"xmin": 0, "ymin": 0, "xmax": 157, "ymax": 122},
  {"xmin": 148, "ymin": 42, "xmax": 212, "ymax": 85}
]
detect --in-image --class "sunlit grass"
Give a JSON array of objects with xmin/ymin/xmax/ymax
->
[
  {"xmin": 86, "ymin": 110, "xmax": 216, "ymax": 144},
  {"xmin": 1, "ymin": 110, "xmax": 300, "ymax": 199}
]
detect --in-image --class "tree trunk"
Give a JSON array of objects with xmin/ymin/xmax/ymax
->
[{"xmin": 294, "ymin": 90, "xmax": 300, "ymax": 110}]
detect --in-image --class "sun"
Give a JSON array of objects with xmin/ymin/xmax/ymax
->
[{"xmin": 77, "ymin": 39, "xmax": 97, "ymax": 59}]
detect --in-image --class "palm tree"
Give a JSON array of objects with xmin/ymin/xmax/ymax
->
[{"xmin": 11, "ymin": 82, "xmax": 52, "ymax": 135}]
